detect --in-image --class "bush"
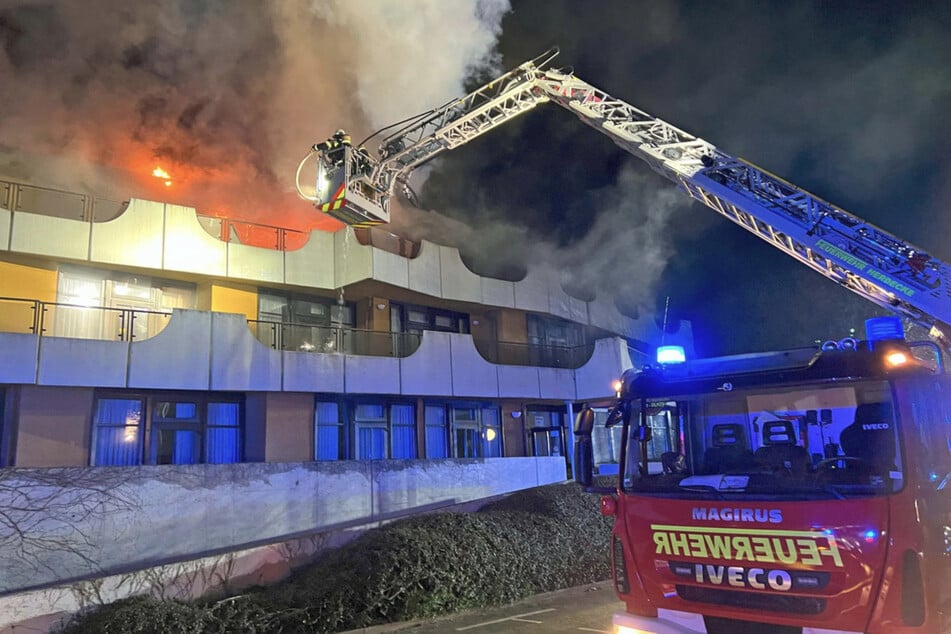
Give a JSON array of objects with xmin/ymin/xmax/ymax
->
[{"xmin": 59, "ymin": 482, "xmax": 613, "ymax": 633}]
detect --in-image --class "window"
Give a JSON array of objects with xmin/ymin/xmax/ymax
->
[
  {"xmin": 391, "ymin": 404, "xmax": 416, "ymax": 459},
  {"xmin": 55, "ymin": 268, "xmax": 194, "ymax": 341},
  {"xmin": 150, "ymin": 401, "xmax": 201, "ymax": 465},
  {"xmin": 91, "ymin": 394, "xmax": 242, "ymax": 466},
  {"xmin": 354, "ymin": 402, "xmax": 417, "ymax": 460},
  {"xmin": 391, "ymin": 303, "xmax": 469, "ymax": 335},
  {"xmin": 450, "ymin": 406, "xmax": 501, "ymax": 458},
  {"xmin": 315, "ymin": 401, "xmax": 344, "ymax": 460},
  {"xmin": 258, "ymin": 291, "xmax": 355, "ymax": 352},
  {"xmin": 425, "ymin": 405, "xmax": 449, "ymax": 459},
  {"xmin": 355, "ymin": 404, "xmax": 387, "ymax": 460},
  {"xmin": 92, "ymin": 398, "xmax": 144, "ymax": 466},
  {"xmin": 206, "ymin": 402, "xmax": 241, "ymax": 463},
  {"xmin": 527, "ymin": 409, "xmax": 566, "ymax": 458}
]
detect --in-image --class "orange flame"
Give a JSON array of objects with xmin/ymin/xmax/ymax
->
[{"xmin": 152, "ymin": 166, "xmax": 172, "ymax": 187}]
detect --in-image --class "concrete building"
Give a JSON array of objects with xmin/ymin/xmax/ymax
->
[{"xmin": 0, "ymin": 176, "xmax": 691, "ymax": 625}]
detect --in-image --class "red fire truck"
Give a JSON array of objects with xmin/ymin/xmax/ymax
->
[
  {"xmin": 573, "ymin": 318, "xmax": 951, "ymax": 633},
  {"xmin": 304, "ymin": 48, "xmax": 951, "ymax": 632}
]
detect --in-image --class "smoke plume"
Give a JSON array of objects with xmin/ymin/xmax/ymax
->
[{"xmin": 0, "ymin": 0, "xmax": 510, "ymax": 230}]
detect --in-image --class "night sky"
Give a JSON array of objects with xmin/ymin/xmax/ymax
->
[{"xmin": 1, "ymin": 1, "xmax": 949, "ymax": 356}]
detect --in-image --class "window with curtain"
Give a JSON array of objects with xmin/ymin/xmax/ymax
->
[
  {"xmin": 355, "ymin": 404, "xmax": 387, "ymax": 460},
  {"xmin": 55, "ymin": 269, "xmax": 106, "ymax": 339},
  {"xmin": 206, "ymin": 402, "xmax": 241, "ymax": 463},
  {"xmin": 315, "ymin": 401, "xmax": 344, "ymax": 460},
  {"xmin": 391, "ymin": 404, "xmax": 416, "ymax": 459},
  {"xmin": 353, "ymin": 402, "xmax": 416, "ymax": 460},
  {"xmin": 92, "ymin": 398, "xmax": 144, "ymax": 466},
  {"xmin": 93, "ymin": 394, "xmax": 242, "ymax": 467},
  {"xmin": 424, "ymin": 405, "xmax": 448, "ymax": 459}
]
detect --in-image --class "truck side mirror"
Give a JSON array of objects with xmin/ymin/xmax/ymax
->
[
  {"xmin": 574, "ymin": 408, "xmax": 596, "ymax": 435},
  {"xmin": 573, "ymin": 408, "xmax": 596, "ymax": 487},
  {"xmin": 574, "ymin": 435, "xmax": 595, "ymax": 488}
]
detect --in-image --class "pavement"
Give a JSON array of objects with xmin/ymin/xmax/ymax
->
[{"xmin": 340, "ymin": 580, "xmax": 621, "ymax": 634}]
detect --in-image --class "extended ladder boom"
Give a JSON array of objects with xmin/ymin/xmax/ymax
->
[{"xmin": 299, "ymin": 49, "xmax": 951, "ymax": 342}]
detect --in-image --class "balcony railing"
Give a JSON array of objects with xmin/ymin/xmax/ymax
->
[
  {"xmin": 0, "ymin": 177, "xmax": 127, "ymax": 222},
  {"xmin": 0, "ymin": 297, "xmax": 171, "ymax": 341},
  {"xmin": 195, "ymin": 215, "xmax": 311, "ymax": 251},
  {"xmin": 247, "ymin": 320, "xmax": 422, "ymax": 357},
  {"xmin": 472, "ymin": 338, "xmax": 595, "ymax": 369}
]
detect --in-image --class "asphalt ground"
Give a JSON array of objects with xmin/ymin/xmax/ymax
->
[{"xmin": 341, "ymin": 581, "xmax": 622, "ymax": 634}]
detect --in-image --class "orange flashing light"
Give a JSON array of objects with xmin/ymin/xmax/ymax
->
[{"xmin": 885, "ymin": 351, "xmax": 909, "ymax": 367}]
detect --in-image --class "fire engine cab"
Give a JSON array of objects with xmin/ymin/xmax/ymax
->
[{"xmin": 574, "ymin": 316, "xmax": 951, "ymax": 633}]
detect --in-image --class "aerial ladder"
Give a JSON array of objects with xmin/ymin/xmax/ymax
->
[{"xmin": 296, "ymin": 47, "xmax": 951, "ymax": 346}]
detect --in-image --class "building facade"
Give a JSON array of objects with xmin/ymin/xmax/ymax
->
[{"xmin": 0, "ymin": 177, "xmax": 692, "ymax": 603}]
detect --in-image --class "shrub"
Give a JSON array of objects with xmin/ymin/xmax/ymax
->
[{"xmin": 59, "ymin": 482, "xmax": 613, "ymax": 633}]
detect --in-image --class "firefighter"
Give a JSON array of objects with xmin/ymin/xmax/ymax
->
[
  {"xmin": 355, "ymin": 144, "xmax": 373, "ymax": 177},
  {"xmin": 312, "ymin": 129, "xmax": 351, "ymax": 165}
]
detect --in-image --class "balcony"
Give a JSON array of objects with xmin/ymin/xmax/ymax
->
[
  {"xmin": 472, "ymin": 337, "xmax": 595, "ymax": 369},
  {"xmin": 0, "ymin": 296, "xmax": 171, "ymax": 341},
  {"xmin": 247, "ymin": 320, "xmax": 421, "ymax": 357}
]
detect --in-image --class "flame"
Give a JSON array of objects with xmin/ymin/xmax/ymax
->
[{"xmin": 152, "ymin": 166, "xmax": 172, "ymax": 187}]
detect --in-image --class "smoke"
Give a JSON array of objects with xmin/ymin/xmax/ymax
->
[{"xmin": 0, "ymin": 0, "xmax": 510, "ymax": 229}]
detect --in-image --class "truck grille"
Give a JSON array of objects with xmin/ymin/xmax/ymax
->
[{"xmin": 676, "ymin": 585, "xmax": 826, "ymax": 615}]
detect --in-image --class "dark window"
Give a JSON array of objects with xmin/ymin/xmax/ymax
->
[
  {"xmin": 391, "ymin": 303, "xmax": 469, "ymax": 335},
  {"xmin": 257, "ymin": 291, "xmax": 355, "ymax": 352}
]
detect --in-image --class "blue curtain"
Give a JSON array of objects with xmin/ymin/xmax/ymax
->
[
  {"xmin": 92, "ymin": 399, "xmax": 142, "ymax": 466},
  {"xmin": 424, "ymin": 406, "xmax": 448, "ymax": 459},
  {"xmin": 315, "ymin": 401, "xmax": 341, "ymax": 460},
  {"xmin": 174, "ymin": 430, "xmax": 200, "ymax": 464},
  {"xmin": 391, "ymin": 404, "xmax": 416, "ymax": 459},
  {"xmin": 206, "ymin": 402, "xmax": 240, "ymax": 464},
  {"xmin": 358, "ymin": 427, "xmax": 387, "ymax": 460}
]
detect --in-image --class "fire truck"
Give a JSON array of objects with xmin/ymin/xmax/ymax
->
[{"xmin": 299, "ymin": 48, "xmax": 951, "ymax": 633}]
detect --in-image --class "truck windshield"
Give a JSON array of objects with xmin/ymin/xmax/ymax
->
[{"xmin": 621, "ymin": 380, "xmax": 903, "ymax": 499}]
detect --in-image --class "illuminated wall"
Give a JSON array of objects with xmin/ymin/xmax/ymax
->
[{"xmin": 0, "ymin": 261, "xmax": 57, "ymax": 333}]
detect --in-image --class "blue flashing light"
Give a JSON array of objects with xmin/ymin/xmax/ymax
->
[
  {"xmin": 865, "ymin": 316, "xmax": 904, "ymax": 342},
  {"xmin": 657, "ymin": 345, "xmax": 686, "ymax": 365},
  {"xmin": 863, "ymin": 529, "xmax": 879, "ymax": 544}
]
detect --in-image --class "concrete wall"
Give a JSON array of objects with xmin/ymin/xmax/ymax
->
[
  {"xmin": 0, "ymin": 310, "xmax": 634, "ymax": 402},
  {"xmin": 0, "ymin": 457, "xmax": 567, "ymax": 595}
]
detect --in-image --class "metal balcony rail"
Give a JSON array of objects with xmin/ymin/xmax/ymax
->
[
  {"xmin": 0, "ymin": 177, "xmax": 127, "ymax": 222},
  {"xmin": 195, "ymin": 215, "xmax": 312, "ymax": 251},
  {"xmin": 472, "ymin": 338, "xmax": 595, "ymax": 369},
  {"xmin": 247, "ymin": 320, "xmax": 422, "ymax": 357},
  {"xmin": 0, "ymin": 297, "xmax": 172, "ymax": 342}
]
